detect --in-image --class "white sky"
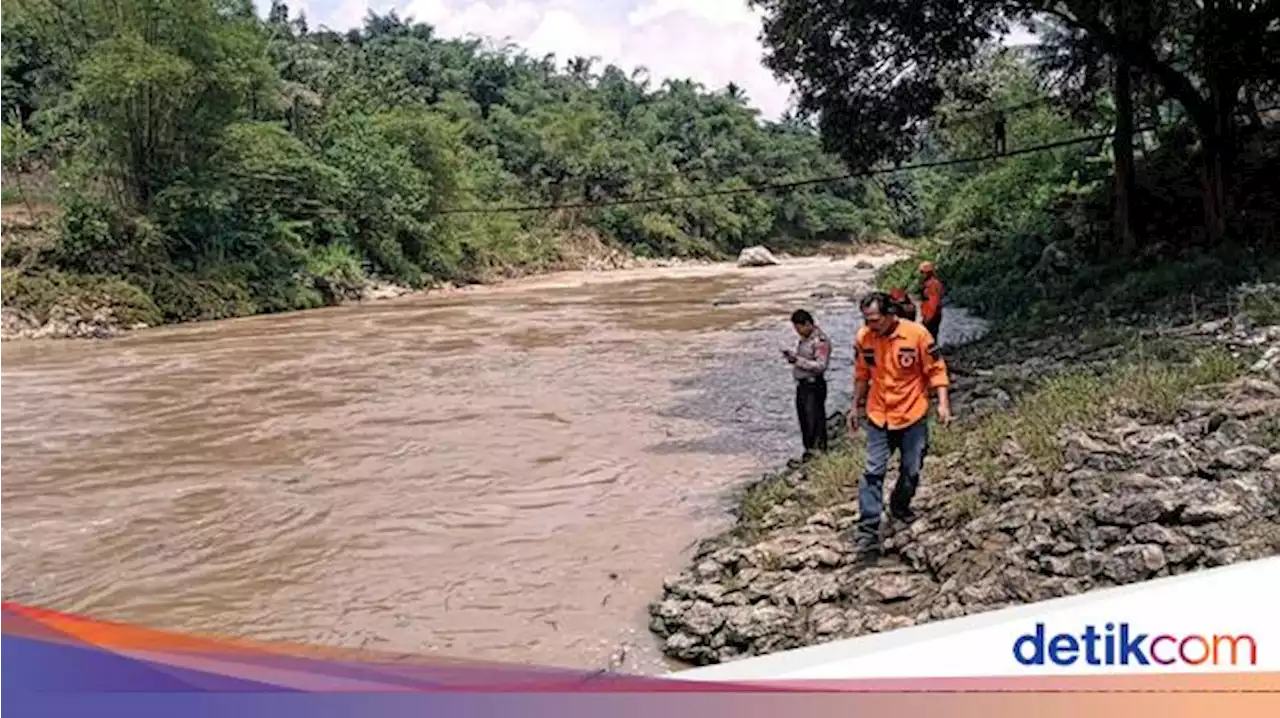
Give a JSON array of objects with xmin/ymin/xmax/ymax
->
[{"xmin": 261, "ymin": 0, "xmax": 1038, "ymax": 120}]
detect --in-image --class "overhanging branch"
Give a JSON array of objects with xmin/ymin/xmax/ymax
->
[{"xmin": 1029, "ymin": 2, "xmax": 1214, "ymax": 130}]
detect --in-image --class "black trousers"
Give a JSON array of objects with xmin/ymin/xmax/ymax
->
[
  {"xmin": 924, "ymin": 314, "xmax": 942, "ymax": 343},
  {"xmin": 796, "ymin": 377, "xmax": 828, "ymax": 453}
]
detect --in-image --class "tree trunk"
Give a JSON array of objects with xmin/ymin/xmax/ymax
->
[
  {"xmin": 1197, "ymin": 1, "xmax": 1232, "ymax": 245},
  {"xmin": 290, "ymin": 95, "xmax": 301, "ymax": 137},
  {"xmin": 1198, "ymin": 80, "xmax": 1236, "ymax": 246},
  {"xmin": 1113, "ymin": 53, "xmax": 1137, "ymax": 255}
]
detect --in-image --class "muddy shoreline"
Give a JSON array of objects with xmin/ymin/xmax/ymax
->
[{"xmin": 0, "ymin": 242, "xmax": 906, "ymax": 343}]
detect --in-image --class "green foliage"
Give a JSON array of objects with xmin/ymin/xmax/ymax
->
[
  {"xmin": 54, "ymin": 191, "xmax": 168, "ymax": 275},
  {"xmin": 142, "ymin": 270, "xmax": 258, "ymax": 323},
  {"xmin": 872, "ymin": 46, "xmax": 1280, "ymax": 323},
  {"xmin": 1, "ymin": 267, "xmax": 161, "ymax": 326},
  {"xmin": 55, "ymin": 0, "xmax": 275, "ymax": 207},
  {"xmin": 3, "ymin": 2, "xmax": 897, "ymax": 329},
  {"xmin": 751, "ymin": 1, "xmax": 1279, "ymax": 191},
  {"xmin": 1239, "ymin": 285, "xmax": 1280, "ymax": 326}
]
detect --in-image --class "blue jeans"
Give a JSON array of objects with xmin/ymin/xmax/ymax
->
[{"xmin": 857, "ymin": 417, "xmax": 930, "ymax": 548}]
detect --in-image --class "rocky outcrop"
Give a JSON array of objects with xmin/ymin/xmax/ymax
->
[
  {"xmin": 358, "ymin": 280, "xmax": 417, "ymax": 302},
  {"xmin": 649, "ymin": 315, "xmax": 1280, "ymax": 667},
  {"xmin": 1, "ymin": 305, "xmax": 147, "ymax": 341},
  {"xmin": 1, "ymin": 255, "xmax": 712, "ymax": 341},
  {"xmin": 737, "ymin": 246, "xmax": 780, "ymax": 267}
]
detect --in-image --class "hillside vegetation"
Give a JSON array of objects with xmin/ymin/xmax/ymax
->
[
  {"xmin": 647, "ymin": 0, "xmax": 1280, "ymax": 667},
  {"xmin": 1, "ymin": 1, "xmax": 898, "ymax": 332},
  {"xmin": 742, "ymin": 0, "xmax": 1279, "ymax": 321}
]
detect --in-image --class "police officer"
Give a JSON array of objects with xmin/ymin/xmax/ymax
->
[{"xmin": 783, "ymin": 309, "xmax": 831, "ymax": 461}]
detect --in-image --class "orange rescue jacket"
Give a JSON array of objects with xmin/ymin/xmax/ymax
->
[
  {"xmin": 854, "ymin": 319, "xmax": 950, "ymax": 430},
  {"xmin": 921, "ymin": 276, "xmax": 944, "ymax": 323}
]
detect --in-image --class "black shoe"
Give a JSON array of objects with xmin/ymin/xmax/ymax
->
[
  {"xmin": 803, "ymin": 448, "xmax": 827, "ymax": 463},
  {"xmin": 853, "ymin": 538, "xmax": 881, "ymax": 567},
  {"xmin": 890, "ymin": 507, "xmax": 918, "ymax": 525},
  {"xmin": 855, "ymin": 548, "xmax": 880, "ymax": 568}
]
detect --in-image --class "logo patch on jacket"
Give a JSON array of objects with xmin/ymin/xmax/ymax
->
[{"xmin": 897, "ymin": 347, "xmax": 917, "ymax": 368}]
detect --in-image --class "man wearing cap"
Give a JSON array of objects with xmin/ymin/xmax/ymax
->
[
  {"xmin": 848, "ymin": 292, "xmax": 952, "ymax": 565},
  {"xmin": 918, "ymin": 261, "xmax": 945, "ymax": 341}
]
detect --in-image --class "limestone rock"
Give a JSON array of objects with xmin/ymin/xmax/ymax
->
[{"xmin": 737, "ymin": 246, "xmax": 780, "ymax": 267}]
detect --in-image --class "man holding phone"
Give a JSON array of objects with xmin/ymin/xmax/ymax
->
[{"xmin": 784, "ymin": 309, "xmax": 831, "ymax": 461}]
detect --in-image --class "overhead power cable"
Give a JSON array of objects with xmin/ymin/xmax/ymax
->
[
  {"xmin": 938, "ymin": 97, "xmax": 1057, "ymax": 125},
  {"xmin": 438, "ymin": 103, "xmax": 1280, "ymax": 216},
  {"xmin": 438, "ymin": 129, "xmax": 1126, "ymax": 215}
]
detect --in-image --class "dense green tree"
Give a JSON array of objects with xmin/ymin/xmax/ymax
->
[
  {"xmin": 1, "ymin": 1, "xmax": 897, "ymax": 324},
  {"xmin": 749, "ymin": 0, "xmax": 1280, "ymax": 243}
]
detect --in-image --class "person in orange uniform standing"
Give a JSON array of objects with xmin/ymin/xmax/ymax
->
[
  {"xmin": 918, "ymin": 261, "xmax": 944, "ymax": 342},
  {"xmin": 847, "ymin": 292, "xmax": 953, "ymax": 565}
]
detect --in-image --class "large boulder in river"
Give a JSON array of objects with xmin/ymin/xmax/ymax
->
[{"xmin": 737, "ymin": 246, "xmax": 780, "ymax": 268}]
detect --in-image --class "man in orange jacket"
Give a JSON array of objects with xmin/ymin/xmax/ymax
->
[
  {"xmin": 848, "ymin": 292, "xmax": 953, "ymax": 565},
  {"xmin": 918, "ymin": 261, "xmax": 944, "ymax": 341}
]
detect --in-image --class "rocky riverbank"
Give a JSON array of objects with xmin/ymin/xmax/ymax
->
[
  {"xmin": 0, "ymin": 241, "xmax": 901, "ymax": 342},
  {"xmin": 649, "ymin": 286, "xmax": 1280, "ymax": 666},
  {"xmin": 0, "ymin": 257, "xmax": 716, "ymax": 343}
]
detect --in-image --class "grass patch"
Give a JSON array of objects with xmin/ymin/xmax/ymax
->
[
  {"xmin": 954, "ymin": 345, "xmax": 1244, "ymax": 473},
  {"xmin": 732, "ymin": 342, "xmax": 1249, "ymax": 537},
  {"xmin": 1110, "ymin": 348, "xmax": 1243, "ymax": 421},
  {"xmin": 874, "ymin": 241, "xmax": 942, "ymax": 293},
  {"xmin": 927, "ymin": 418, "xmax": 967, "ymax": 458},
  {"xmin": 738, "ymin": 474, "xmax": 797, "ymax": 528},
  {"xmin": 734, "ymin": 440, "xmax": 867, "ymax": 539},
  {"xmin": 1239, "ymin": 284, "xmax": 1280, "ymax": 325},
  {"xmin": 805, "ymin": 445, "xmax": 867, "ymax": 506},
  {"xmin": 1254, "ymin": 416, "xmax": 1280, "ymax": 452},
  {"xmin": 946, "ymin": 489, "xmax": 986, "ymax": 525}
]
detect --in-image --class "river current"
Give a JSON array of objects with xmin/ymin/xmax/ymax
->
[{"xmin": 0, "ymin": 254, "xmax": 988, "ymax": 673}]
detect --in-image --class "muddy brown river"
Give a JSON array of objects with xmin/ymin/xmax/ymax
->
[{"xmin": 1, "ymin": 254, "xmax": 987, "ymax": 673}]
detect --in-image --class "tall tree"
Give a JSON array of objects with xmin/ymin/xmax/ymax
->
[{"xmin": 749, "ymin": 0, "xmax": 1280, "ymax": 242}]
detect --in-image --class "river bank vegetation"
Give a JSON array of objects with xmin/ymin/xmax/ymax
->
[
  {"xmin": 648, "ymin": 0, "xmax": 1280, "ymax": 666},
  {"xmin": 760, "ymin": 1, "xmax": 1280, "ymax": 323},
  {"xmin": 2, "ymin": 0, "xmax": 900, "ymax": 336}
]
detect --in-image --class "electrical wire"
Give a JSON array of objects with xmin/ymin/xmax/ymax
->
[
  {"xmin": 439, "ymin": 103, "xmax": 1280, "ymax": 216},
  {"xmin": 438, "ymin": 129, "xmax": 1125, "ymax": 215}
]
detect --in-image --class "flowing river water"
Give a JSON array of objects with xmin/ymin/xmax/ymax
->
[{"xmin": 1, "ymin": 254, "xmax": 988, "ymax": 674}]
